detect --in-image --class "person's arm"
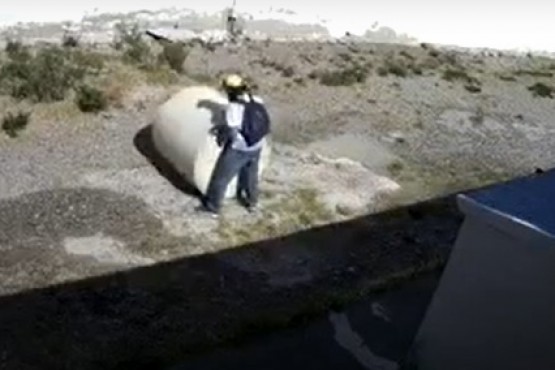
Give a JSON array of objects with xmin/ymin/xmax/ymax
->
[{"xmin": 210, "ymin": 102, "xmax": 242, "ymax": 146}]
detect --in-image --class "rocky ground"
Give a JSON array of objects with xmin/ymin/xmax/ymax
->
[{"xmin": 1, "ymin": 30, "xmax": 555, "ymax": 368}]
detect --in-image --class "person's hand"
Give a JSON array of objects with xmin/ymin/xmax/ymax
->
[{"xmin": 209, "ymin": 126, "xmax": 219, "ymax": 136}]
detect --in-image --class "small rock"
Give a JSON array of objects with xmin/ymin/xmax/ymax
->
[
  {"xmin": 135, "ymin": 101, "xmax": 147, "ymax": 111},
  {"xmin": 382, "ymin": 131, "xmax": 406, "ymax": 144},
  {"xmin": 336, "ymin": 204, "xmax": 356, "ymax": 216}
]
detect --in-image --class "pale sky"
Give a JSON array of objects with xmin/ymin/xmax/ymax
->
[{"xmin": 1, "ymin": 0, "xmax": 554, "ymax": 51}]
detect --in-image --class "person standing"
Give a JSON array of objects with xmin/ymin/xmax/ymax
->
[{"xmin": 197, "ymin": 74, "xmax": 271, "ymax": 217}]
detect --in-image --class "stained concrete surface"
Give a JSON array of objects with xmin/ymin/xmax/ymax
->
[{"xmin": 171, "ymin": 273, "xmax": 440, "ymax": 370}]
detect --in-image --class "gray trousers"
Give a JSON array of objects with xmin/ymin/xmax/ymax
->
[{"xmin": 203, "ymin": 145, "xmax": 261, "ymax": 212}]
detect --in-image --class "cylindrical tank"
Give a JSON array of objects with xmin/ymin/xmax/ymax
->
[{"xmin": 152, "ymin": 85, "xmax": 271, "ymax": 198}]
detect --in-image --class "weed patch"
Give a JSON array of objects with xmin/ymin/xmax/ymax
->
[
  {"xmin": 498, "ymin": 74, "xmax": 517, "ymax": 82},
  {"xmin": 0, "ymin": 46, "xmax": 85, "ymax": 102},
  {"xmin": 442, "ymin": 68, "xmax": 481, "ymax": 91},
  {"xmin": 528, "ymin": 82, "xmax": 554, "ymax": 98},
  {"xmin": 387, "ymin": 160, "xmax": 405, "ymax": 177},
  {"xmin": 377, "ymin": 59, "xmax": 414, "ymax": 77},
  {"xmin": 113, "ymin": 22, "xmax": 155, "ymax": 68},
  {"xmin": 318, "ymin": 62, "xmax": 371, "ymax": 86},
  {"xmin": 257, "ymin": 58, "xmax": 295, "ymax": 77},
  {"xmin": 2, "ymin": 111, "xmax": 31, "ymax": 138},
  {"xmin": 442, "ymin": 68, "xmax": 472, "ymax": 82},
  {"xmin": 75, "ymin": 85, "xmax": 108, "ymax": 113},
  {"xmin": 464, "ymin": 84, "xmax": 482, "ymax": 93},
  {"xmin": 218, "ymin": 188, "xmax": 334, "ymax": 245},
  {"xmin": 514, "ymin": 69, "xmax": 553, "ymax": 78},
  {"xmin": 62, "ymin": 32, "xmax": 80, "ymax": 48}
]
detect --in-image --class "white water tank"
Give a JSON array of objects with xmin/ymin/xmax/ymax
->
[{"xmin": 152, "ymin": 85, "xmax": 271, "ymax": 198}]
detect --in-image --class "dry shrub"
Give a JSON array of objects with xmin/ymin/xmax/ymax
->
[
  {"xmin": 113, "ymin": 22, "xmax": 155, "ymax": 68},
  {"xmin": 102, "ymin": 81, "xmax": 127, "ymax": 108},
  {"xmin": 99, "ymin": 64, "xmax": 143, "ymax": 107},
  {"xmin": 2, "ymin": 110, "xmax": 31, "ymax": 138},
  {"xmin": 528, "ymin": 82, "xmax": 554, "ymax": 98},
  {"xmin": 75, "ymin": 85, "xmax": 108, "ymax": 113},
  {"xmin": 0, "ymin": 46, "xmax": 85, "ymax": 102},
  {"xmin": 318, "ymin": 63, "xmax": 371, "ymax": 86}
]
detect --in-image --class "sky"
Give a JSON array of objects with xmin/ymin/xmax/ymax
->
[{"xmin": 1, "ymin": 0, "xmax": 554, "ymax": 52}]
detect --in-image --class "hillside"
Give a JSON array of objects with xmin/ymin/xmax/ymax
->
[{"xmin": 0, "ymin": 21, "xmax": 555, "ymax": 368}]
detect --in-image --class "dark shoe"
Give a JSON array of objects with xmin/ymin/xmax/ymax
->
[
  {"xmin": 245, "ymin": 204, "xmax": 259, "ymax": 214},
  {"xmin": 194, "ymin": 205, "xmax": 219, "ymax": 219},
  {"xmin": 236, "ymin": 193, "xmax": 247, "ymax": 207}
]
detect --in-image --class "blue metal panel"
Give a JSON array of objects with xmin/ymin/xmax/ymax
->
[{"xmin": 460, "ymin": 169, "xmax": 555, "ymax": 238}]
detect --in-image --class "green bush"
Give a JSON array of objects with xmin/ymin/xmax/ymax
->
[
  {"xmin": 515, "ymin": 69, "xmax": 553, "ymax": 78},
  {"xmin": 442, "ymin": 68, "xmax": 479, "ymax": 85},
  {"xmin": 62, "ymin": 32, "xmax": 79, "ymax": 48},
  {"xmin": 399, "ymin": 50, "xmax": 415, "ymax": 60},
  {"xmin": 377, "ymin": 60, "xmax": 408, "ymax": 77},
  {"xmin": 113, "ymin": 22, "xmax": 153, "ymax": 67},
  {"xmin": 498, "ymin": 74, "xmax": 517, "ymax": 82},
  {"xmin": 280, "ymin": 66, "xmax": 295, "ymax": 78},
  {"xmin": 377, "ymin": 67, "xmax": 388, "ymax": 76},
  {"xmin": 0, "ymin": 46, "xmax": 84, "ymax": 102},
  {"xmin": 70, "ymin": 49, "xmax": 106, "ymax": 75},
  {"xmin": 319, "ymin": 63, "xmax": 370, "ymax": 86},
  {"xmin": 5, "ymin": 40, "xmax": 30, "ymax": 61},
  {"xmin": 257, "ymin": 58, "xmax": 295, "ymax": 77},
  {"xmin": 75, "ymin": 85, "xmax": 108, "ymax": 113},
  {"xmin": 387, "ymin": 160, "xmax": 405, "ymax": 177},
  {"xmin": 528, "ymin": 82, "xmax": 553, "ymax": 98},
  {"xmin": 160, "ymin": 42, "xmax": 188, "ymax": 73},
  {"xmin": 410, "ymin": 65, "xmax": 423, "ymax": 75},
  {"xmin": 386, "ymin": 62, "xmax": 407, "ymax": 77},
  {"xmin": 337, "ymin": 53, "xmax": 353, "ymax": 63},
  {"xmin": 2, "ymin": 111, "xmax": 30, "ymax": 138},
  {"xmin": 307, "ymin": 71, "xmax": 319, "ymax": 80},
  {"xmin": 465, "ymin": 84, "xmax": 482, "ymax": 93},
  {"xmin": 293, "ymin": 77, "xmax": 305, "ymax": 86}
]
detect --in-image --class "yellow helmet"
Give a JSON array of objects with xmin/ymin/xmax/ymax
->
[{"xmin": 222, "ymin": 74, "xmax": 246, "ymax": 89}]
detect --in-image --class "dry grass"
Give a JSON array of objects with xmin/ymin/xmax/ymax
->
[
  {"xmin": 514, "ymin": 69, "xmax": 553, "ymax": 78},
  {"xmin": 32, "ymin": 99, "xmax": 83, "ymax": 123},
  {"xmin": 144, "ymin": 66, "xmax": 179, "ymax": 86},
  {"xmin": 317, "ymin": 62, "xmax": 372, "ymax": 86},
  {"xmin": 96, "ymin": 62, "xmax": 144, "ymax": 108},
  {"xmin": 217, "ymin": 188, "xmax": 335, "ymax": 246},
  {"xmin": 2, "ymin": 111, "xmax": 30, "ymax": 138}
]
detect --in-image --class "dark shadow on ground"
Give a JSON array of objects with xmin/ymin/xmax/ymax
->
[
  {"xmin": 133, "ymin": 124, "xmax": 200, "ymax": 197},
  {"xmin": 173, "ymin": 272, "xmax": 442, "ymax": 370},
  {"xmin": 0, "ymin": 192, "xmax": 465, "ymax": 370}
]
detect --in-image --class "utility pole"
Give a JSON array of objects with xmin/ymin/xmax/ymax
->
[{"xmin": 226, "ymin": 0, "xmax": 238, "ymax": 43}]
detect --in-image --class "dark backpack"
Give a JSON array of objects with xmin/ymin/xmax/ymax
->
[{"xmin": 239, "ymin": 94, "xmax": 271, "ymax": 147}]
